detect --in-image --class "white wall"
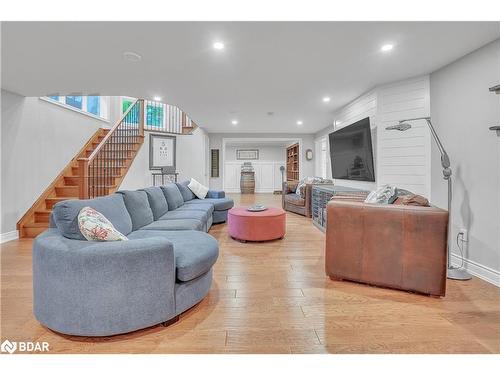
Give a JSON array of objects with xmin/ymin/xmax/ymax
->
[
  {"xmin": 314, "ymin": 75, "xmax": 431, "ymax": 197},
  {"xmin": 224, "ymin": 145, "xmax": 286, "ymax": 161},
  {"xmin": 209, "ymin": 133, "xmax": 315, "ymax": 190},
  {"xmin": 430, "ymin": 39, "xmax": 500, "ymax": 285},
  {"xmin": 120, "ymin": 127, "xmax": 209, "ymax": 190},
  {"xmin": 0, "ymin": 90, "xmax": 114, "ymax": 236}
]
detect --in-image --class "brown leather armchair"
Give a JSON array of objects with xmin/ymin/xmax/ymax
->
[
  {"xmin": 325, "ymin": 200, "xmax": 449, "ymax": 296},
  {"xmin": 282, "ymin": 181, "xmax": 313, "ymax": 217}
]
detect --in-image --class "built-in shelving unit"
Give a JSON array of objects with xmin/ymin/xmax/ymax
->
[{"xmin": 286, "ymin": 143, "xmax": 299, "ymax": 181}]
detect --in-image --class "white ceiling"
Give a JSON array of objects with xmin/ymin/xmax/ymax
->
[{"xmin": 2, "ymin": 22, "xmax": 499, "ymax": 134}]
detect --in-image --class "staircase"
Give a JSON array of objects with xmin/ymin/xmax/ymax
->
[{"xmin": 17, "ymin": 98, "xmax": 198, "ymax": 238}]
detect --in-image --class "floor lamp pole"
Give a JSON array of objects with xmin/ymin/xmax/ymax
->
[
  {"xmin": 387, "ymin": 117, "xmax": 471, "ymax": 281},
  {"xmin": 426, "ymin": 120, "xmax": 472, "ymax": 281}
]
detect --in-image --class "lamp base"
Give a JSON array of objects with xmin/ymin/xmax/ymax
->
[{"xmin": 447, "ymin": 267, "xmax": 472, "ymax": 280}]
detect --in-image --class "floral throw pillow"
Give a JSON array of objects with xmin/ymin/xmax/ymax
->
[{"xmin": 78, "ymin": 207, "xmax": 128, "ymax": 241}]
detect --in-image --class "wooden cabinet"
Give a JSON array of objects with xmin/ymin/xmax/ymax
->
[{"xmin": 286, "ymin": 143, "xmax": 299, "ymax": 181}]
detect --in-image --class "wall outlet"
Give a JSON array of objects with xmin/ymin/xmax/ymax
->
[{"xmin": 458, "ymin": 228, "xmax": 468, "ymax": 242}]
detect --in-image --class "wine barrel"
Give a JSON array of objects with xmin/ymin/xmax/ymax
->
[{"xmin": 240, "ymin": 171, "xmax": 255, "ymax": 194}]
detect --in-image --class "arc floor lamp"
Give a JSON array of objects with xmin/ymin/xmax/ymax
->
[{"xmin": 386, "ymin": 117, "xmax": 472, "ymax": 280}]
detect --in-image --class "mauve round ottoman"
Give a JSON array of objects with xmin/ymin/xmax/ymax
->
[{"xmin": 228, "ymin": 207, "xmax": 286, "ymax": 242}]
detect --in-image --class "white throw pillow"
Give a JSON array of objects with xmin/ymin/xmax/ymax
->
[
  {"xmin": 78, "ymin": 207, "xmax": 128, "ymax": 241},
  {"xmin": 187, "ymin": 178, "xmax": 209, "ymax": 199}
]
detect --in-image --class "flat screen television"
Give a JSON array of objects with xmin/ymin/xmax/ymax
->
[{"xmin": 329, "ymin": 117, "xmax": 375, "ymax": 182}]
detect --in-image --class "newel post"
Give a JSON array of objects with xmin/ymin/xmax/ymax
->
[
  {"xmin": 138, "ymin": 99, "xmax": 145, "ymax": 137},
  {"xmin": 78, "ymin": 158, "xmax": 89, "ymax": 199}
]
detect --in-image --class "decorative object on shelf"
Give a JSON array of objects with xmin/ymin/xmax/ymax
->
[
  {"xmin": 237, "ymin": 149, "xmax": 259, "ymax": 160},
  {"xmin": 286, "ymin": 143, "xmax": 299, "ymax": 181},
  {"xmin": 149, "ymin": 133, "xmax": 176, "ymax": 170},
  {"xmin": 305, "ymin": 148, "xmax": 313, "ymax": 160},
  {"xmin": 386, "ymin": 116, "xmax": 472, "ymax": 281},
  {"xmin": 247, "ymin": 204, "xmax": 267, "ymax": 212},
  {"xmin": 240, "ymin": 162, "xmax": 255, "ymax": 194}
]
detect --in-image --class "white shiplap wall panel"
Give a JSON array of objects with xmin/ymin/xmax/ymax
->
[
  {"xmin": 331, "ymin": 90, "xmax": 378, "ymax": 191},
  {"xmin": 377, "ymin": 76, "xmax": 431, "ymax": 198},
  {"xmin": 317, "ymin": 75, "xmax": 431, "ymax": 198}
]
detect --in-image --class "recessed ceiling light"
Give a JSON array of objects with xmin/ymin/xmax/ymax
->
[
  {"xmin": 213, "ymin": 41, "xmax": 225, "ymax": 50},
  {"xmin": 322, "ymin": 96, "xmax": 331, "ymax": 103},
  {"xmin": 231, "ymin": 120, "xmax": 238, "ymax": 125},
  {"xmin": 296, "ymin": 120, "xmax": 303, "ymax": 126},
  {"xmin": 123, "ymin": 51, "xmax": 142, "ymax": 62},
  {"xmin": 153, "ymin": 96, "xmax": 162, "ymax": 101},
  {"xmin": 381, "ymin": 44, "xmax": 394, "ymax": 52}
]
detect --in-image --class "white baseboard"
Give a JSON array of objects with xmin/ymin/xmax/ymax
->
[
  {"xmin": 0, "ymin": 230, "xmax": 19, "ymax": 244},
  {"xmin": 451, "ymin": 253, "xmax": 500, "ymax": 287}
]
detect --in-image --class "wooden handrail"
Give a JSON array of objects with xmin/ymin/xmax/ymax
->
[{"xmin": 79, "ymin": 98, "xmax": 141, "ymax": 163}]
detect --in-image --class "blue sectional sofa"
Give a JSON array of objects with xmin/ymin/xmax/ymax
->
[{"xmin": 33, "ymin": 181, "xmax": 233, "ymax": 336}]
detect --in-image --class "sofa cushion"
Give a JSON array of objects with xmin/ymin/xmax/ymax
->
[
  {"xmin": 176, "ymin": 181, "xmax": 196, "ymax": 202},
  {"xmin": 159, "ymin": 210, "xmax": 209, "ymax": 223},
  {"xmin": 139, "ymin": 219, "xmax": 203, "ymax": 231},
  {"xmin": 161, "ymin": 183, "xmax": 185, "ymax": 210},
  {"xmin": 52, "ymin": 194, "xmax": 133, "ymax": 240},
  {"xmin": 187, "ymin": 197, "xmax": 234, "ymax": 211},
  {"xmin": 177, "ymin": 202, "xmax": 215, "ymax": 216},
  {"xmin": 117, "ymin": 190, "xmax": 154, "ymax": 231},
  {"xmin": 142, "ymin": 186, "xmax": 169, "ymax": 220},
  {"xmin": 78, "ymin": 207, "xmax": 128, "ymax": 241},
  {"xmin": 128, "ymin": 230, "xmax": 219, "ymax": 281},
  {"xmin": 285, "ymin": 193, "xmax": 305, "ymax": 207}
]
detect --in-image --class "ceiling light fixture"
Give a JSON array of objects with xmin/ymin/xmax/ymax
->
[
  {"xmin": 381, "ymin": 44, "xmax": 394, "ymax": 52},
  {"xmin": 123, "ymin": 51, "xmax": 142, "ymax": 62},
  {"xmin": 213, "ymin": 41, "xmax": 225, "ymax": 50},
  {"xmin": 231, "ymin": 120, "xmax": 238, "ymax": 125},
  {"xmin": 296, "ymin": 120, "xmax": 303, "ymax": 126},
  {"xmin": 322, "ymin": 96, "xmax": 331, "ymax": 103},
  {"xmin": 153, "ymin": 96, "xmax": 162, "ymax": 102}
]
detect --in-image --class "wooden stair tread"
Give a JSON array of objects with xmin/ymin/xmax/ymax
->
[{"xmin": 23, "ymin": 222, "xmax": 49, "ymax": 228}]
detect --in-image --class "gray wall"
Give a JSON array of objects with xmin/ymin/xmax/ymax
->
[
  {"xmin": 120, "ymin": 127, "xmax": 209, "ymax": 190},
  {"xmin": 430, "ymin": 39, "xmax": 500, "ymax": 279},
  {"xmin": 209, "ymin": 132, "xmax": 315, "ymax": 190},
  {"xmin": 0, "ymin": 90, "xmax": 115, "ymax": 234}
]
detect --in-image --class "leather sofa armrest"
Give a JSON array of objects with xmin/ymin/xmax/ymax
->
[{"xmin": 325, "ymin": 200, "xmax": 449, "ymax": 296}]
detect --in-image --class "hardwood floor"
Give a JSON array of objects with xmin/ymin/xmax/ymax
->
[{"xmin": 1, "ymin": 193, "xmax": 499, "ymax": 354}]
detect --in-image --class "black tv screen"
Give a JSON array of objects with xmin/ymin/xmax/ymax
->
[{"xmin": 329, "ymin": 117, "xmax": 375, "ymax": 182}]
